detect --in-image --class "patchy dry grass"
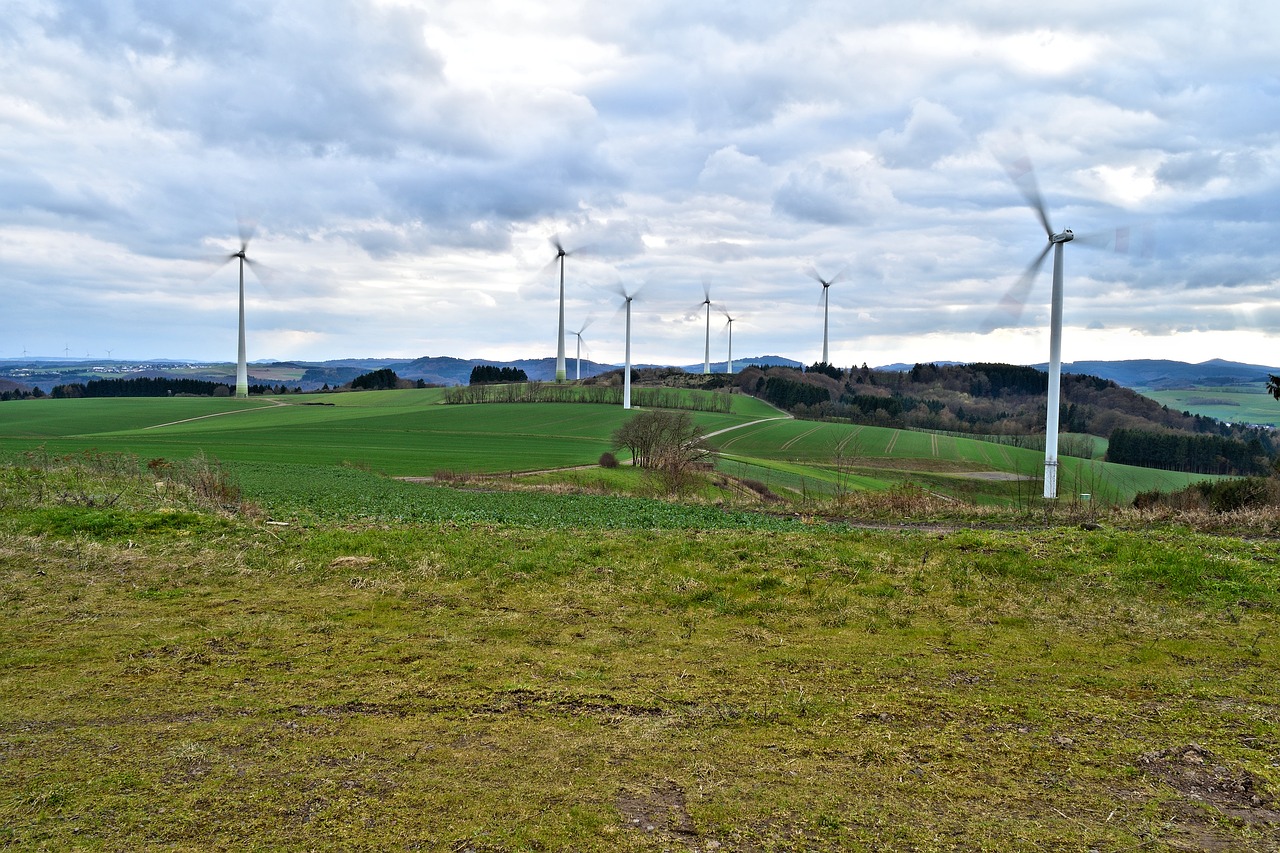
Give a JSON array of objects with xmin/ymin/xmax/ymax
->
[{"xmin": 1, "ymin": 461, "xmax": 1279, "ymax": 850}]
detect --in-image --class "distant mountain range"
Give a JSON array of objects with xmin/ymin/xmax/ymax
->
[
  {"xmin": 1041, "ymin": 358, "xmax": 1280, "ymax": 390},
  {"xmin": 1, "ymin": 355, "xmax": 1275, "ymax": 393},
  {"xmin": 381, "ymin": 354, "xmax": 802, "ymax": 386}
]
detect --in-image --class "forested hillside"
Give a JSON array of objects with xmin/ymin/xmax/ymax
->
[{"xmin": 735, "ymin": 362, "xmax": 1277, "ymax": 475}]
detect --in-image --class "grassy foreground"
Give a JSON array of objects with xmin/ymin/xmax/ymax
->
[{"xmin": 2, "ymin": 461, "xmax": 1280, "ymax": 851}]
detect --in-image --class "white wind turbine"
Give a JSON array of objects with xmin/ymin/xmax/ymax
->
[
  {"xmin": 613, "ymin": 286, "xmax": 641, "ymax": 409},
  {"xmin": 548, "ymin": 237, "xmax": 586, "ymax": 384},
  {"xmin": 722, "ymin": 310, "xmax": 736, "ymax": 375},
  {"xmin": 996, "ymin": 155, "xmax": 1078, "ymax": 500},
  {"xmin": 806, "ymin": 266, "xmax": 846, "ymax": 365},
  {"xmin": 696, "ymin": 284, "xmax": 713, "ymax": 374},
  {"xmin": 994, "ymin": 155, "xmax": 1134, "ymax": 499},
  {"xmin": 215, "ymin": 221, "xmax": 268, "ymax": 399},
  {"xmin": 572, "ymin": 318, "xmax": 593, "ymax": 381}
]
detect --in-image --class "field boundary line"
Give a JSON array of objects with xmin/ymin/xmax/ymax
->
[{"xmin": 142, "ymin": 399, "xmax": 288, "ymax": 430}]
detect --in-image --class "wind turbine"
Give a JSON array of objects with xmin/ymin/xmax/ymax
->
[
  {"xmin": 571, "ymin": 319, "xmax": 593, "ymax": 381},
  {"xmin": 722, "ymin": 311, "xmax": 736, "ymax": 375},
  {"xmin": 613, "ymin": 286, "xmax": 641, "ymax": 409},
  {"xmin": 806, "ymin": 267, "xmax": 845, "ymax": 365},
  {"xmin": 697, "ymin": 284, "xmax": 713, "ymax": 374},
  {"xmin": 549, "ymin": 237, "xmax": 584, "ymax": 384},
  {"xmin": 215, "ymin": 221, "xmax": 267, "ymax": 399},
  {"xmin": 998, "ymin": 155, "xmax": 1076, "ymax": 500}
]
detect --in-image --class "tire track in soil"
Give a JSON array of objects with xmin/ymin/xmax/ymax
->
[
  {"xmin": 834, "ymin": 425, "xmax": 863, "ymax": 455},
  {"xmin": 780, "ymin": 424, "xmax": 826, "ymax": 452},
  {"xmin": 884, "ymin": 429, "xmax": 901, "ymax": 455}
]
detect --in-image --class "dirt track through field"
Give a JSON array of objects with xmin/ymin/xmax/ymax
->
[{"xmin": 142, "ymin": 399, "xmax": 288, "ymax": 430}]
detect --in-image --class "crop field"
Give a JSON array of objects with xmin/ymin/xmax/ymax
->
[
  {"xmin": 0, "ymin": 387, "xmax": 1231, "ymax": 511},
  {"xmin": 707, "ymin": 417, "xmax": 1220, "ymax": 505},
  {"xmin": 0, "ymin": 391, "xmax": 764, "ymax": 479},
  {"xmin": 1, "ymin": 454, "xmax": 1278, "ymax": 851},
  {"xmin": 0, "ymin": 396, "xmax": 277, "ymax": 438},
  {"xmin": 1142, "ymin": 384, "xmax": 1280, "ymax": 427},
  {"xmin": 233, "ymin": 462, "xmax": 805, "ymax": 530}
]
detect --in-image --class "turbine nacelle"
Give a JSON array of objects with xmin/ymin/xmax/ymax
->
[{"xmin": 1051, "ymin": 229, "xmax": 1074, "ymax": 244}]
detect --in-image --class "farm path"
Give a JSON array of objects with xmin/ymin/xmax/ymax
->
[
  {"xmin": 702, "ymin": 412, "xmax": 792, "ymax": 440},
  {"xmin": 142, "ymin": 398, "xmax": 289, "ymax": 431}
]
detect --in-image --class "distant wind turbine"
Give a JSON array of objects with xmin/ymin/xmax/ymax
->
[
  {"xmin": 697, "ymin": 284, "xmax": 713, "ymax": 374},
  {"xmin": 572, "ymin": 319, "xmax": 593, "ymax": 381},
  {"xmin": 722, "ymin": 311, "xmax": 736, "ymax": 375},
  {"xmin": 549, "ymin": 237, "xmax": 586, "ymax": 384},
  {"xmin": 215, "ymin": 221, "xmax": 268, "ymax": 399},
  {"xmin": 613, "ymin": 286, "xmax": 642, "ymax": 409},
  {"xmin": 806, "ymin": 267, "xmax": 846, "ymax": 365}
]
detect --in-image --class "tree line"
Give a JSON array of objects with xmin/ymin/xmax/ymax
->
[
  {"xmin": 443, "ymin": 382, "xmax": 731, "ymax": 413},
  {"xmin": 51, "ymin": 377, "xmax": 232, "ymax": 398},
  {"xmin": 1106, "ymin": 428, "xmax": 1272, "ymax": 476},
  {"xmin": 469, "ymin": 365, "xmax": 529, "ymax": 384}
]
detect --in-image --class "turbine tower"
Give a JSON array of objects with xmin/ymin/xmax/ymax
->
[
  {"xmin": 549, "ymin": 238, "xmax": 585, "ymax": 384},
  {"xmin": 219, "ymin": 222, "xmax": 265, "ymax": 399},
  {"xmin": 723, "ymin": 311, "xmax": 736, "ymax": 375},
  {"xmin": 572, "ymin": 319, "xmax": 592, "ymax": 381},
  {"xmin": 614, "ymin": 286, "xmax": 640, "ymax": 410},
  {"xmin": 806, "ymin": 267, "xmax": 845, "ymax": 365},
  {"xmin": 1000, "ymin": 156, "xmax": 1075, "ymax": 500},
  {"xmin": 699, "ymin": 285, "xmax": 712, "ymax": 374}
]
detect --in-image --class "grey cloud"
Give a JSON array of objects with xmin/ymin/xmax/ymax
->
[
  {"xmin": 877, "ymin": 100, "xmax": 969, "ymax": 169},
  {"xmin": 696, "ymin": 146, "xmax": 773, "ymax": 199},
  {"xmin": 772, "ymin": 164, "xmax": 878, "ymax": 225}
]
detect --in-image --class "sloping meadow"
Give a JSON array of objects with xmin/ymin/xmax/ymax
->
[{"xmin": 2, "ymin": 458, "xmax": 1278, "ymax": 850}]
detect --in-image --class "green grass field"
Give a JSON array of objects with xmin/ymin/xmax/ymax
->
[
  {"xmin": 0, "ymin": 392, "xmax": 760, "ymax": 477},
  {"xmin": 0, "ymin": 388, "xmax": 1228, "ymax": 509},
  {"xmin": 707, "ymin": 417, "xmax": 1220, "ymax": 505},
  {"xmin": 2, "ymin": 454, "xmax": 1277, "ymax": 850},
  {"xmin": 1141, "ymin": 384, "xmax": 1280, "ymax": 427}
]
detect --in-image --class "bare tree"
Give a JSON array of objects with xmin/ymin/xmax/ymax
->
[{"xmin": 611, "ymin": 410, "xmax": 710, "ymax": 491}]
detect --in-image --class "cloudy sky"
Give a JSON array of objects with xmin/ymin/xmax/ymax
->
[{"xmin": 3, "ymin": 0, "xmax": 1278, "ymax": 369}]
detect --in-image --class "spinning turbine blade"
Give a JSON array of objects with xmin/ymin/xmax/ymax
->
[
  {"xmin": 984, "ymin": 242, "xmax": 1052, "ymax": 330},
  {"xmin": 1003, "ymin": 155, "xmax": 1053, "ymax": 238}
]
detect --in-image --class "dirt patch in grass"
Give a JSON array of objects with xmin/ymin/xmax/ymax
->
[
  {"xmin": 617, "ymin": 780, "xmax": 703, "ymax": 847},
  {"xmin": 1138, "ymin": 744, "xmax": 1280, "ymax": 849}
]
